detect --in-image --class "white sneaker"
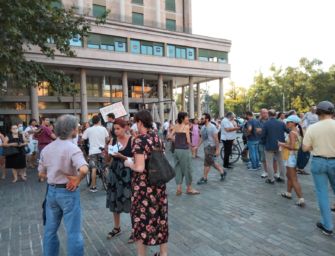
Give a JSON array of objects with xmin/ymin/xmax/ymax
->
[
  {"xmin": 261, "ymin": 172, "xmax": 268, "ymax": 178},
  {"xmin": 275, "ymin": 173, "xmax": 280, "ymax": 179}
]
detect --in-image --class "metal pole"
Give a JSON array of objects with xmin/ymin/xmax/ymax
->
[
  {"xmin": 142, "ymin": 78, "xmax": 145, "ymax": 109},
  {"xmin": 282, "ymin": 93, "xmax": 285, "ymax": 113}
]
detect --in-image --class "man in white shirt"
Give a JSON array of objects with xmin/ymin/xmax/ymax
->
[
  {"xmin": 303, "ymin": 106, "xmax": 319, "ymax": 129},
  {"xmin": 221, "ymin": 112, "xmax": 240, "ymax": 168},
  {"xmin": 82, "ymin": 115, "xmax": 109, "ymax": 192},
  {"xmin": 24, "ymin": 119, "xmax": 38, "ymax": 168}
]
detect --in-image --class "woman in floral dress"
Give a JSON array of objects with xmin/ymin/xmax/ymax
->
[{"xmin": 125, "ymin": 110, "xmax": 168, "ymax": 256}]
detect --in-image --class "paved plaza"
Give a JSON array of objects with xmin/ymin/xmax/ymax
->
[{"xmin": 0, "ymin": 149, "xmax": 334, "ymax": 256}]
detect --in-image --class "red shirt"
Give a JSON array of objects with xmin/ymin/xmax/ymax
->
[{"xmin": 35, "ymin": 125, "xmax": 54, "ymax": 150}]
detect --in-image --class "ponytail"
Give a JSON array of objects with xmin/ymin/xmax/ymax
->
[{"xmin": 297, "ymin": 123, "xmax": 304, "ymax": 138}]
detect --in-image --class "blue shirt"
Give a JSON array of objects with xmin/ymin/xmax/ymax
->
[
  {"xmin": 262, "ymin": 118, "xmax": 287, "ymax": 151},
  {"xmin": 247, "ymin": 119, "xmax": 261, "ymax": 141}
]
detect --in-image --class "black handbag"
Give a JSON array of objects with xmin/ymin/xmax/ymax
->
[
  {"xmin": 297, "ymin": 147, "xmax": 310, "ymax": 169},
  {"xmin": 147, "ymin": 142, "xmax": 175, "ymax": 186},
  {"xmin": 3, "ymin": 146, "xmax": 20, "ymax": 157}
]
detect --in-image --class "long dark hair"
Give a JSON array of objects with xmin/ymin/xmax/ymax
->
[
  {"xmin": 297, "ymin": 123, "xmax": 304, "ymax": 138},
  {"xmin": 134, "ymin": 110, "xmax": 153, "ymax": 129}
]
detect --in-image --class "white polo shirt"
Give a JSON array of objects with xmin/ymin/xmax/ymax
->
[{"xmin": 221, "ymin": 117, "xmax": 237, "ymax": 141}]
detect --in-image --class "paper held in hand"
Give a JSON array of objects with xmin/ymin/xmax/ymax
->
[{"xmin": 99, "ymin": 102, "xmax": 127, "ymax": 122}]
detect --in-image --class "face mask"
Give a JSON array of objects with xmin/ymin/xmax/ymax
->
[{"xmin": 18, "ymin": 126, "xmax": 23, "ymax": 132}]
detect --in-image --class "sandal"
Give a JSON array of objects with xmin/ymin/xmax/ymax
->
[
  {"xmin": 176, "ymin": 190, "xmax": 182, "ymax": 196},
  {"xmin": 107, "ymin": 227, "xmax": 121, "ymax": 239},
  {"xmin": 281, "ymin": 192, "xmax": 292, "ymax": 200},
  {"xmin": 186, "ymin": 190, "xmax": 200, "ymax": 195}
]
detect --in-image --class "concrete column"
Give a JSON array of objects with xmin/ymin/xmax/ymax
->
[
  {"xmin": 183, "ymin": 0, "xmax": 192, "ymax": 33},
  {"xmin": 219, "ymin": 78, "xmax": 224, "ymax": 118},
  {"xmin": 196, "ymin": 83, "xmax": 201, "ymax": 118},
  {"xmin": 188, "ymin": 77, "xmax": 195, "ymax": 118},
  {"xmin": 122, "ymin": 71, "xmax": 129, "ymax": 116},
  {"xmin": 80, "ymin": 69, "xmax": 88, "ymax": 123},
  {"xmin": 30, "ymin": 86, "xmax": 39, "ymax": 121},
  {"xmin": 158, "ymin": 74, "xmax": 164, "ymax": 123},
  {"xmin": 120, "ymin": 0, "xmax": 125, "ymax": 22},
  {"xmin": 181, "ymin": 86, "xmax": 186, "ymax": 111},
  {"xmin": 156, "ymin": 0, "xmax": 161, "ymax": 28}
]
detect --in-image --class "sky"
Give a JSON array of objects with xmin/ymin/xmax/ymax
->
[{"xmin": 192, "ymin": 0, "xmax": 335, "ymax": 93}]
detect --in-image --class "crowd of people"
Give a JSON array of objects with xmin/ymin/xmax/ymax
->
[
  {"xmin": 0, "ymin": 101, "xmax": 335, "ymax": 255},
  {"xmin": 219, "ymin": 102, "xmax": 335, "ymax": 237}
]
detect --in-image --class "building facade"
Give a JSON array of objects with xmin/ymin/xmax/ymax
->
[{"xmin": 0, "ymin": 0, "xmax": 231, "ymax": 125}]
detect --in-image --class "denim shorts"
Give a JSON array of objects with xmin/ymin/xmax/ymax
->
[{"xmin": 284, "ymin": 154, "xmax": 297, "ymax": 168}]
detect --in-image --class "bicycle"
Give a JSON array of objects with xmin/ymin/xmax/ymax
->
[
  {"xmin": 86, "ymin": 149, "xmax": 109, "ymax": 191},
  {"xmin": 220, "ymin": 137, "xmax": 248, "ymax": 164}
]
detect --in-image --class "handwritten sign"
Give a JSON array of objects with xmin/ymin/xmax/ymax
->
[{"xmin": 99, "ymin": 102, "xmax": 127, "ymax": 122}]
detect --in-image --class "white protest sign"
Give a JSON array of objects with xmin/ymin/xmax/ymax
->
[{"xmin": 99, "ymin": 102, "xmax": 127, "ymax": 122}]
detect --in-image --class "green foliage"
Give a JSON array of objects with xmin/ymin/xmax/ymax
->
[
  {"xmin": 248, "ymin": 58, "xmax": 335, "ymax": 113},
  {"xmin": 0, "ymin": 0, "xmax": 108, "ymax": 94}
]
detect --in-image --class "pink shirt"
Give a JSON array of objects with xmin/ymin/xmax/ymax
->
[{"xmin": 38, "ymin": 138, "xmax": 88, "ymax": 184}]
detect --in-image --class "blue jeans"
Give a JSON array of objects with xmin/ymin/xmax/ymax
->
[
  {"xmin": 311, "ymin": 157, "xmax": 335, "ymax": 231},
  {"xmin": 43, "ymin": 186, "xmax": 83, "ymax": 256},
  {"xmin": 247, "ymin": 140, "xmax": 260, "ymax": 169}
]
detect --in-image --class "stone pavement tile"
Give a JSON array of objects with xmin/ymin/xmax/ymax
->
[{"xmin": 1, "ymin": 146, "xmax": 335, "ymax": 255}]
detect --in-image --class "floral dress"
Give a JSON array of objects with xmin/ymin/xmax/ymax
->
[{"xmin": 131, "ymin": 131, "xmax": 169, "ymax": 246}]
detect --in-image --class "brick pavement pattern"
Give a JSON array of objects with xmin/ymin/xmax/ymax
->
[{"xmin": 0, "ymin": 148, "xmax": 335, "ymax": 256}]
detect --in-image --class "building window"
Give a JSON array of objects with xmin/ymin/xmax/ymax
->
[
  {"xmin": 130, "ymin": 40, "xmax": 141, "ymax": 54},
  {"xmin": 166, "ymin": 19, "xmax": 176, "ymax": 31},
  {"xmin": 132, "ymin": 12, "xmax": 144, "ymax": 26},
  {"xmin": 87, "ymin": 76, "xmax": 101, "ymax": 97},
  {"xmin": 51, "ymin": 0, "xmax": 62, "ymax": 9},
  {"xmin": 111, "ymin": 84, "xmax": 123, "ymax": 98},
  {"xmin": 93, "ymin": 4, "xmax": 106, "ymax": 17},
  {"xmin": 87, "ymin": 33, "xmax": 126, "ymax": 52},
  {"xmin": 199, "ymin": 49, "xmax": 228, "ymax": 63},
  {"xmin": 69, "ymin": 35, "xmax": 82, "ymax": 47},
  {"xmin": 167, "ymin": 45, "xmax": 175, "ymax": 58},
  {"xmin": 38, "ymin": 81, "xmax": 56, "ymax": 96},
  {"xmin": 176, "ymin": 47, "xmax": 186, "ymax": 59},
  {"xmin": 186, "ymin": 48, "xmax": 195, "ymax": 60},
  {"xmin": 129, "ymin": 80, "xmax": 158, "ymax": 99},
  {"xmin": 132, "ymin": 0, "xmax": 143, "ymax": 5},
  {"xmin": 165, "ymin": 0, "xmax": 176, "ymax": 12},
  {"xmin": 131, "ymin": 39, "xmax": 164, "ymax": 56}
]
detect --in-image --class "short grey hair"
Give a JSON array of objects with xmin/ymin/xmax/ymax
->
[{"xmin": 55, "ymin": 115, "xmax": 78, "ymax": 140}]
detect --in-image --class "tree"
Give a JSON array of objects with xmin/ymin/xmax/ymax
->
[
  {"xmin": 224, "ymin": 82, "xmax": 248, "ymax": 116},
  {"xmin": 247, "ymin": 58, "xmax": 335, "ymax": 113},
  {"xmin": 0, "ymin": 0, "xmax": 108, "ymax": 94}
]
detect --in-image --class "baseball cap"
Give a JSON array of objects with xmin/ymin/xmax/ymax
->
[
  {"xmin": 284, "ymin": 115, "xmax": 301, "ymax": 124},
  {"xmin": 316, "ymin": 101, "xmax": 334, "ymax": 113}
]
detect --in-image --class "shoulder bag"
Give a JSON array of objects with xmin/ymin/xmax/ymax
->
[{"xmin": 147, "ymin": 140, "xmax": 175, "ymax": 186}]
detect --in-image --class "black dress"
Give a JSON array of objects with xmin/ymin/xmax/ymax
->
[
  {"xmin": 106, "ymin": 137, "xmax": 133, "ymax": 214},
  {"xmin": 5, "ymin": 134, "xmax": 26, "ymax": 169}
]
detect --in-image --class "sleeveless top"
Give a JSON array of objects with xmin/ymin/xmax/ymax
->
[
  {"xmin": 118, "ymin": 136, "xmax": 133, "ymax": 158},
  {"xmin": 175, "ymin": 132, "xmax": 189, "ymax": 150}
]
